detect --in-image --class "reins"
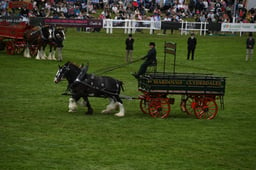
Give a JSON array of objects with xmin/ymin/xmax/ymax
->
[{"xmin": 93, "ymin": 58, "xmax": 142, "ymax": 75}]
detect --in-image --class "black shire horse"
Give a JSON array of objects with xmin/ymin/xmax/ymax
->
[
  {"xmin": 47, "ymin": 27, "xmax": 66, "ymax": 60},
  {"xmin": 54, "ymin": 62, "xmax": 125, "ymax": 117}
]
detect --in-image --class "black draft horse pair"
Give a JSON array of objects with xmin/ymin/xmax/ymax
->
[
  {"xmin": 23, "ymin": 25, "xmax": 65, "ymax": 60},
  {"xmin": 54, "ymin": 62, "xmax": 125, "ymax": 117}
]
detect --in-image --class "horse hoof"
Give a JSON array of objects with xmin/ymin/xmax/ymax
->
[
  {"xmin": 101, "ymin": 110, "xmax": 110, "ymax": 114},
  {"xmin": 68, "ymin": 109, "xmax": 76, "ymax": 113},
  {"xmin": 115, "ymin": 113, "xmax": 125, "ymax": 117},
  {"xmin": 86, "ymin": 109, "xmax": 93, "ymax": 115}
]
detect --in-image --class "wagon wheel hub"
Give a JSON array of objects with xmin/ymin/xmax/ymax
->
[{"xmin": 203, "ymin": 106, "xmax": 209, "ymax": 112}]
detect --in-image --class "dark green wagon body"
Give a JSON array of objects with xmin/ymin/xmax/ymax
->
[
  {"xmin": 137, "ymin": 73, "xmax": 226, "ymax": 119},
  {"xmin": 138, "ymin": 73, "xmax": 226, "ymax": 96}
]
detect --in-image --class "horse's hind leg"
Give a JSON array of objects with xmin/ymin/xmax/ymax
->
[
  {"xmin": 102, "ymin": 98, "xmax": 118, "ymax": 114},
  {"xmin": 83, "ymin": 96, "xmax": 93, "ymax": 115},
  {"xmin": 114, "ymin": 97, "xmax": 125, "ymax": 117}
]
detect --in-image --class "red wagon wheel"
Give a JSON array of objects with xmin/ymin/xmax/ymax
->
[
  {"xmin": 148, "ymin": 98, "xmax": 170, "ymax": 118},
  {"xmin": 140, "ymin": 98, "xmax": 149, "ymax": 114},
  {"xmin": 184, "ymin": 96, "xmax": 196, "ymax": 115},
  {"xmin": 193, "ymin": 96, "xmax": 218, "ymax": 120},
  {"xmin": 6, "ymin": 41, "xmax": 15, "ymax": 55}
]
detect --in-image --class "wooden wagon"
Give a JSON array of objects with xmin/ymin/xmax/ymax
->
[
  {"xmin": 137, "ymin": 42, "xmax": 226, "ymax": 119},
  {"xmin": 0, "ymin": 21, "xmax": 36, "ymax": 55}
]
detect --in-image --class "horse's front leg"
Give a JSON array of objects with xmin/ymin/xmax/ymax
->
[
  {"xmin": 41, "ymin": 46, "xmax": 47, "ymax": 59},
  {"xmin": 51, "ymin": 47, "xmax": 57, "ymax": 60},
  {"xmin": 83, "ymin": 96, "xmax": 93, "ymax": 115},
  {"xmin": 68, "ymin": 97, "xmax": 78, "ymax": 112},
  {"xmin": 24, "ymin": 46, "xmax": 31, "ymax": 58},
  {"xmin": 68, "ymin": 94, "xmax": 81, "ymax": 113},
  {"xmin": 47, "ymin": 44, "xmax": 53, "ymax": 60},
  {"xmin": 35, "ymin": 46, "xmax": 45, "ymax": 60},
  {"xmin": 35, "ymin": 48, "xmax": 41, "ymax": 60},
  {"xmin": 39, "ymin": 46, "xmax": 46, "ymax": 60}
]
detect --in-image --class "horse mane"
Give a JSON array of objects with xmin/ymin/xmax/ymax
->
[
  {"xmin": 65, "ymin": 61, "xmax": 82, "ymax": 69},
  {"xmin": 31, "ymin": 26, "xmax": 40, "ymax": 31}
]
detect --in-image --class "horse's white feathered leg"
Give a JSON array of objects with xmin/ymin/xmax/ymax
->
[
  {"xmin": 102, "ymin": 99, "xmax": 116, "ymax": 114},
  {"xmin": 25, "ymin": 47, "xmax": 32, "ymax": 58},
  {"xmin": 35, "ymin": 49, "xmax": 41, "ymax": 60},
  {"xmin": 115, "ymin": 102, "xmax": 125, "ymax": 117},
  {"xmin": 78, "ymin": 99, "xmax": 87, "ymax": 106},
  {"xmin": 52, "ymin": 50, "xmax": 56, "ymax": 60},
  {"xmin": 24, "ymin": 47, "xmax": 30, "ymax": 58},
  {"xmin": 48, "ymin": 51, "xmax": 52, "ymax": 60},
  {"xmin": 68, "ymin": 98, "xmax": 77, "ymax": 112},
  {"xmin": 40, "ymin": 49, "xmax": 46, "ymax": 60},
  {"xmin": 24, "ymin": 47, "xmax": 28, "ymax": 58}
]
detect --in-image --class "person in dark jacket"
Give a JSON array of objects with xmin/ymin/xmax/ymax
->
[
  {"xmin": 133, "ymin": 42, "xmax": 157, "ymax": 78},
  {"xmin": 55, "ymin": 31, "xmax": 65, "ymax": 62},
  {"xmin": 187, "ymin": 33, "xmax": 197, "ymax": 60},
  {"xmin": 125, "ymin": 34, "xmax": 134, "ymax": 63},
  {"xmin": 246, "ymin": 33, "xmax": 255, "ymax": 61}
]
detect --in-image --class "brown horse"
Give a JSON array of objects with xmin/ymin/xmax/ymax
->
[{"xmin": 23, "ymin": 25, "xmax": 53, "ymax": 59}]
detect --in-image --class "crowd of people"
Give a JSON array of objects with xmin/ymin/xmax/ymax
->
[{"xmin": 0, "ymin": 0, "xmax": 255, "ymax": 23}]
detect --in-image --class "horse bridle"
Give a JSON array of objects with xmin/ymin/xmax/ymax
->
[{"xmin": 55, "ymin": 64, "xmax": 70, "ymax": 82}]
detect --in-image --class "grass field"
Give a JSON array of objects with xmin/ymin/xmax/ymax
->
[{"xmin": 0, "ymin": 29, "xmax": 256, "ymax": 169}]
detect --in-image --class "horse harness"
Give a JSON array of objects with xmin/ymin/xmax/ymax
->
[{"xmin": 74, "ymin": 74, "xmax": 121, "ymax": 96}]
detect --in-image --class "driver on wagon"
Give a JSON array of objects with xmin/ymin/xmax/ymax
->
[{"xmin": 132, "ymin": 42, "xmax": 157, "ymax": 78}]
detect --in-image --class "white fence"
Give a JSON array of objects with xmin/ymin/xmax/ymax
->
[
  {"xmin": 103, "ymin": 19, "xmax": 256, "ymax": 36},
  {"xmin": 103, "ymin": 19, "xmax": 161, "ymax": 34},
  {"xmin": 103, "ymin": 19, "xmax": 208, "ymax": 35},
  {"xmin": 180, "ymin": 21, "xmax": 208, "ymax": 36}
]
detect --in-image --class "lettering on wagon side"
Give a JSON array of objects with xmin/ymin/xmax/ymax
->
[{"xmin": 150, "ymin": 79, "xmax": 222, "ymax": 86}]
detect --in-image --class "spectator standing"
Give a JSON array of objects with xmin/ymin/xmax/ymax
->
[
  {"xmin": 162, "ymin": 14, "xmax": 172, "ymax": 34},
  {"xmin": 187, "ymin": 33, "xmax": 197, "ymax": 60},
  {"xmin": 125, "ymin": 34, "xmax": 134, "ymax": 63},
  {"xmin": 55, "ymin": 32, "xmax": 65, "ymax": 62},
  {"xmin": 246, "ymin": 33, "xmax": 255, "ymax": 61},
  {"xmin": 133, "ymin": 42, "xmax": 157, "ymax": 78}
]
